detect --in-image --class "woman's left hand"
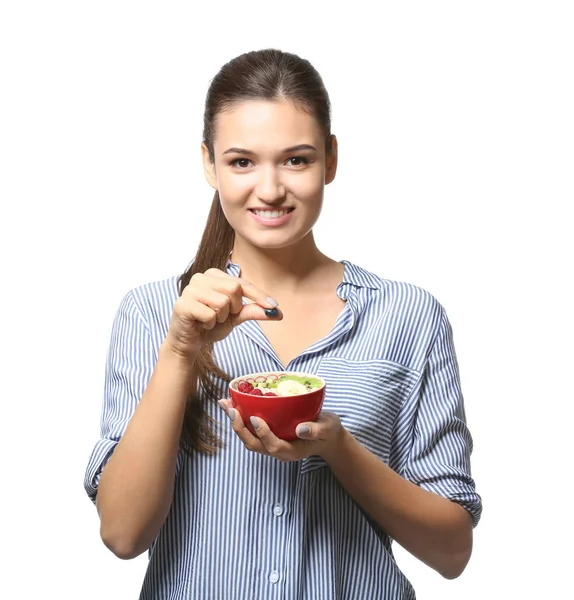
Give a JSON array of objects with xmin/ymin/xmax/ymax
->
[{"xmin": 218, "ymin": 399, "xmax": 344, "ymax": 461}]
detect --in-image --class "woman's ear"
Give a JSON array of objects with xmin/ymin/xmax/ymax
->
[
  {"xmin": 325, "ymin": 135, "xmax": 338, "ymax": 185},
  {"xmin": 201, "ymin": 143, "xmax": 218, "ymax": 189}
]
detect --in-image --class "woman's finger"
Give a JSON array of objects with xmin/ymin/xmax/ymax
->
[
  {"xmin": 204, "ymin": 269, "xmax": 279, "ymax": 315},
  {"xmin": 296, "ymin": 412, "xmax": 339, "ymax": 438},
  {"xmin": 218, "ymin": 399, "xmax": 232, "ymax": 412},
  {"xmin": 249, "ymin": 416, "xmax": 297, "ymax": 458},
  {"xmin": 221, "ymin": 404, "xmax": 268, "ymax": 455},
  {"xmin": 185, "ymin": 287, "xmax": 231, "ymax": 324},
  {"xmin": 189, "ymin": 272, "xmax": 244, "ymax": 316},
  {"xmin": 173, "ymin": 296, "xmax": 218, "ymax": 330},
  {"xmin": 231, "ymin": 304, "xmax": 283, "ymax": 326}
]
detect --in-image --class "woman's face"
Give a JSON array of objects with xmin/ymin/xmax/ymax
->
[{"xmin": 202, "ymin": 99, "xmax": 337, "ymax": 250}]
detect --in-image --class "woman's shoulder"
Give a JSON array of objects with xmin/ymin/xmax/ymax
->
[
  {"xmin": 129, "ymin": 274, "xmax": 181, "ymax": 298},
  {"xmin": 120, "ymin": 274, "xmax": 181, "ymax": 325},
  {"xmin": 342, "ymin": 260, "xmax": 443, "ymax": 313}
]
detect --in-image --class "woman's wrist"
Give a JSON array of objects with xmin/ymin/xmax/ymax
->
[
  {"xmin": 158, "ymin": 340, "xmax": 199, "ymax": 374},
  {"xmin": 318, "ymin": 425, "xmax": 354, "ymax": 463}
]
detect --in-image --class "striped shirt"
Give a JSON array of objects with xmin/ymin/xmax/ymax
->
[{"xmin": 84, "ymin": 260, "xmax": 482, "ymax": 599}]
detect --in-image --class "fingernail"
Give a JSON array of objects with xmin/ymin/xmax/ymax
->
[
  {"xmin": 227, "ymin": 408, "xmax": 236, "ymax": 422},
  {"xmin": 266, "ymin": 297, "xmax": 279, "ymax": 308},
  {"xmin": 264, "ymin": 307, "xmax": 278, "ymax": 317},
  {"xmin": 218, "ymin": 400, "xmax": 226, "ymax": 409},
  {"xmin": 250, "ymin": 416, "xmax": 260, "ymax": 430},
  {"xmin": 297, "ymin": 425, "xmax": 311, "ymax": 437}
]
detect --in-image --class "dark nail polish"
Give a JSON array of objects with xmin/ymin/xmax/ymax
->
[{"xmin": 264, "ymin": 307, "xmax": 278, "ymax": 317}]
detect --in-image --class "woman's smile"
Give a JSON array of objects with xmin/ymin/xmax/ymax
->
[{"xmin": 248, "ymin": 207, "xmax": 295, "ymax": 227}]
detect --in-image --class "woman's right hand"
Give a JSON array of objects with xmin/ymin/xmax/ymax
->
[{"xmin": 163, "ymin": 268, "xmax": 281, "ymax": 360}]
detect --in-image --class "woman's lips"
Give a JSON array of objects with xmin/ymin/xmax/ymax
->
[{"xmin": 248, "ymin": 209, "xmax": 294, "ymax": 227}]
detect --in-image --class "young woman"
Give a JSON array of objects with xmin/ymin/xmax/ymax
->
[{"xmin": 84, "ymin": 48, "xmax": 482, "ymax": 599}]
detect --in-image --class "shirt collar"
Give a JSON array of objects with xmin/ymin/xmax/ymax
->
[
  {"xmin": 226, "ymin": 261, "xmax": 241, "ymax": 277},
  {"xmin": 339, "ymin": 260, "xmax": 381, "ymax": 290},
  {"xmin": 225, "ymin": 259, "xmax": 380, "ymax": 291}
]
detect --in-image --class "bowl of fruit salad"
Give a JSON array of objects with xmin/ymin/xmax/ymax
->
[{"xmin": 228, "ymin": 371, "xmax": 326, "ymax": 440}]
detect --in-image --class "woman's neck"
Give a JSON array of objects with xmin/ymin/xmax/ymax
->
[{"xmin": 230, "ymin": 233, "xmax": 335, "ymax": 294}]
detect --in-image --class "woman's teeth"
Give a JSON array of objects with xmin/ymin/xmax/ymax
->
[{"xmin": 252, "ymin": 209, "xmax": 291, "ymax": 218}]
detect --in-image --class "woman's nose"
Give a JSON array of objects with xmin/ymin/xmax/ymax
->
[{"xmin": 255, "ymin": 167, "xmax": 286, "ymax": 202}]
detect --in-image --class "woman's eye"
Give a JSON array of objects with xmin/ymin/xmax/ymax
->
[
  {"xmin": 231, "ymin": 159, "xmax": 252, "ymax": 168},
  {"xmin": 287, "ymin": 156, "xmax": 310, "ymax": 167}
]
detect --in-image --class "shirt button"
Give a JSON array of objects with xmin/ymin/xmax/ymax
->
[
  {"xmin": 273, "ymin": 503, "xmax": 284, "ymax": 517},
  {"xmin": 269, "ymin": 571, "xmax": 279, "ymax": 584}
]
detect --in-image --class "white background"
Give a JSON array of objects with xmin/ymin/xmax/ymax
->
[{"xmin": 1, "ymin": 1, "xmax": 572, "ymax": 598}]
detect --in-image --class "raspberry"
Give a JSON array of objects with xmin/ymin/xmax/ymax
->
[
  {"xmin": 250, "ymin": 388, "xmax": 264, "ymax": 396},
  {"xmin": 265, "ymin": 391, "xmax": 277, "ymax": 396},
  {"xmin": 238, "ymin": 381, "xmax": 254, "ymax": 393}
]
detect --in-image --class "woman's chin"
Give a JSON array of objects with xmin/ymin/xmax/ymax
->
[{"xmin": 234, "ymin": 230, "xmax": 300, "ymax": 251}]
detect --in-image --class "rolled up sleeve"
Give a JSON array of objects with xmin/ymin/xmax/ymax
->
[
  {"xmin": 401, "ymin": 309, "xmax": 483, "ymax": 527},
  {"xmin": 83, "ymin": 291, "xmax": 156, "ymax": 503}
]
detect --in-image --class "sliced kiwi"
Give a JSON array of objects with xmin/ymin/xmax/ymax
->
[
  {"xmin": 300, "ymin": 377, "xmax": 322, "ymax": 389},
  {"xmin": 278, "ymin": 375, "xmax": 302, "ymax": 382}
]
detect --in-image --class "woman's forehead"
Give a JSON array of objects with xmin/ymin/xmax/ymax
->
[{"xmin": 213, "ymin": 99, "xmax": 323, "ymax": 151}]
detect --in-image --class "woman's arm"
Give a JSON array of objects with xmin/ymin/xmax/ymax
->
[
  {"xmin": 90, "ymin": 272, "xmax": 280, "ymax": 560},
  {"xmin": 96, "ymin": 345, "xmax": 194, "ymax": 559},
  {"xmin": 219, "ymin": 305, "xmax": 479, "ymax": 579},
  {"xmin": 222, "ymin": 406, "xmax": 473, "ymax": 580},
  {"xmin": 321, "ymin": 428, "xmax": 473, "ymax": 579}
]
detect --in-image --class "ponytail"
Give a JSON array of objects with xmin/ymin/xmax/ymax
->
[
  {"xmin": 177, "ymin": 191, "xmax": 235, "ymax": 455},
  {"xmin": 178, "ymin": 48, "xmax": 332, "ymax": 454}
]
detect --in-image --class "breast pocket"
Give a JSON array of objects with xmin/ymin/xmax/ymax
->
[{"xmin": 318, "ymin": 357, "xmax": 419, "ymax": 462}]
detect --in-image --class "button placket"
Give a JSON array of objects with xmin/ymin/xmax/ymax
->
[{"xmin": 262, "ymin": 499, "xmax": 288, "ymax": 595}]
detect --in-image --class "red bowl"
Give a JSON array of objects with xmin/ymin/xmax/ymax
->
[{"xmin": 228, "ymin": 371, "xmax": 326, "ymax": 440}]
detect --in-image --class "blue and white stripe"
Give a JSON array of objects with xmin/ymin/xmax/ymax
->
[{"xmin": 84, "ymin": 260, "xmax": 482, "ymax": 599}]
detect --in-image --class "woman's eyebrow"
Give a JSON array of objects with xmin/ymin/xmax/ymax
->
[
  {"xmin": 222, "ymin": 144, "xmax": 317, "ymax": 155},
  {"xmin": 222, "ymin": 147, "xmax": 252, "ymax": 155},
  {"xmin": 282, "ymin": 144, "xmax": 317, "ymax": 153}
]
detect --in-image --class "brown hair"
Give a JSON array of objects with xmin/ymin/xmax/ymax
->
[{"xmin": 177, "ymin": 48, "xmax": 333, "ymax": 455}]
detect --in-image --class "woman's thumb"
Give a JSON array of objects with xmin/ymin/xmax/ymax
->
[{"xmin": 231, "ymin": 304, "xmax": 283, "ymax": 326}]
